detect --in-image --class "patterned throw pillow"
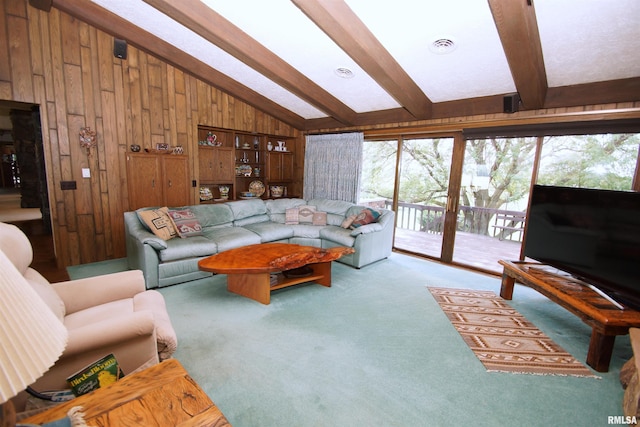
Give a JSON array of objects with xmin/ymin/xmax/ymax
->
[
  {"xmin": 297, "ymin": 205, "xmax": 317, "ymax": 224},
  {"xmin": 312, "ymin": 211, "xmax": 327, "ymax": 226},
  {"xmin": 341, "ymin": 214, "xmax": 357, "ymax": 229},
  {"xmin": 285, "ymin": 207, "xmax": 299, "ymax": 224},
  {"xmin": 167, "ymin": 208, "xmax": 203, "ymax": 238},
  {"xmin": 137, "ymin": 207, "xmax": 178, "ymax": 240},
  {"xmin": 350, "ymin": 208, "xmax": 381, "ymax": 229}
]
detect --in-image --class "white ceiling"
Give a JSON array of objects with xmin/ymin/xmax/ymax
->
[{"xmin": 80, "ymin": 0, "xmax": 640, "ymax": 127}]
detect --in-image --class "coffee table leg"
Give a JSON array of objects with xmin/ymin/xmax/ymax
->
[
  {"xmin": 227, "ymin": 273, "xmax": 270, "ymax": 305},
  {"xmin": 310, "ymin": 262, "xmax": 331, "ymax": 287}
]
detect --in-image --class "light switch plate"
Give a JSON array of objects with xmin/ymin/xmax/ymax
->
[{"xmin": 82, "ymin": 168, "xmax": 91, "ymax": 178}]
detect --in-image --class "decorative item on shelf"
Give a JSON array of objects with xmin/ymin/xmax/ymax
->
[
  {"xmin": 79, "ymin": 126, "xmax": 97, "ymax": 156},
  {"xmin": 253, "ymin": 167, "xmax": 260, "ymax": 177},
  {"xmin": 173, "ymin": 145, "xmax": 184, "ymax": 154},
  {"xmin": 253, "ymin": 137, "xmax": 259, "ymax": 149},
  {"xmin": 270, "ymin": 185, "xmax": 284, "ymax": 198},
  {"xmin": 156, "ymin": 143, "xmax": 169, "ymax": 151},
  {"xmin": 130, "ymin": 144, "xmax": 141, "ymax": 152},
  {"xmin": 235, "ymin": 135, "xmax": 240, "ymax": 149},
  {"xmin": 206, "ymin": 132, "xmax": 218, "ymax": 146},
  {"xmin": 218, "ymin": 185, "xmax": 230, "ymax": 200},
  {"xmin": 240, "ymin": 191, "xmax": 255, "ymax": 199},
  {"xmin": 276, "ymin": 141, "xmax": 286, "ymax": 152},
  {"xmin": 199, "ymin": 187, "xmax": 213, "ymax": 201},
  {"xmin": 267, "ymin": 141, "xmax": 273, "ymax": 151},
  {"xmin": 236, "ymin": 164, "xmax": 252, "ymax": 177},
  {"xmin": 249, "ymin": 180, "xmax": 265, "ymax": 197},
  {"xmin": 242, "ymin": 141, "xmax": 251, "ymax": 149}
]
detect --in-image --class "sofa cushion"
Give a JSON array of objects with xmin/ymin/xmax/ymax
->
[
  {"xmin": 319, "ymin": 226, "xmax": 356, "ymax": 247},
  {"xmin": 158, "ymin": 235, "xmax": 218, "ymax": 262},
  {"xmin": 265, "ymin": 198, "xmax": 306, "ymax": 214},
  {"xmin": 243, "ymin": 222, "xmax": 295, "ymax": 242},
  {"xmin": 234, "ymin": 214, "xmax": 270, "ymax": 227},
  {"xmin": 226, "ymin": 199, "xmax": 267, "ymax": 220},
  {"xmin": 290, "ymin": 224, "xmax": 324, "ymax": 239},
  {"xmin": 190, "ymin": 204, "xmax": 234, "ymax": 229},
  {"xmin": 307, "ymin": 198, "xmax": 354, "ymax": 216},
  {"xmin": 64, "ymin": 299, "xmax": 133, "ymax": 330},
  {"xmin": 205, "ymin": 227, "xmax": 261, "ymax": 252},
  {"xmin": 137, "ymin": 207, "xmax": 178, "ymax": 240},
  {"xmin": 167, "ymin": 208, "xmax": 203, "ymax": 238}
]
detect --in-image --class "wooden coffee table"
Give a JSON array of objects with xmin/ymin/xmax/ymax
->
[{"xmin": 198, "ymin": 243, "xmax": 354, "ymax": 304}]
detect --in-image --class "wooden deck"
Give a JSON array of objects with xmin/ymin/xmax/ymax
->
[{"xmin": 393, "ymin": 228, "xmax": 523, "ymax": 274}]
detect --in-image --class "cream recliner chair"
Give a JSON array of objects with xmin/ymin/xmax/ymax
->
[{"xmin": 0, "ymin": 222, "xmax": 177, "ymax": 410}]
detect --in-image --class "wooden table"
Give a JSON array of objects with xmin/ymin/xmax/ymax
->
[
  {"xmin": 499, "ymin": 260, "xmax": 640, "ymax": 372},
  {"xmin": 198, "ymin": 243, "xmax": 354, "ymax": 304},
  {"xmin": 22, "ymin": 359, "xmax": 230, "ymax": 426}
]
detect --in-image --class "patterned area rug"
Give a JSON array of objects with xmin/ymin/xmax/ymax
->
[{"xmin": 427, "ymin": 287, "xmax": 599, "ymax": 378}]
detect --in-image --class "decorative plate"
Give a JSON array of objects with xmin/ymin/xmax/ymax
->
[{"xmin": 249, "ymin": 180, "xmax": 265, "ymax": 197}]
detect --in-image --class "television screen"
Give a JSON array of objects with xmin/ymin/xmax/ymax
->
[{"xmin": 524, "ymin": 185, "xmax": 640, "ymax": 310}]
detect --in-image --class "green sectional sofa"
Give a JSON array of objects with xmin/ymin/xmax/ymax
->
[{"xmin": 124, "ymin": 198, "xmax": 395, "ymax": 289}]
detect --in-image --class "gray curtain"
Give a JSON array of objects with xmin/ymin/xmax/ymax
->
[{"xmin": 303, "ymin": 132, "xmax": 363, "ymax": 202}]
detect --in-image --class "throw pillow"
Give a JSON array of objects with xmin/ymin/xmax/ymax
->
[
  {"xmin": 312, "ymin": 211, "xmax": 327, "ymax": 226},
  {"xmin": 138, "ymin": 207, "xmax": 178, "ymax": 240},
  {"xmin": 167, "ymin": 208, "xmax": 203, "ymax": 238},
  {"xmin": 285, "ymin": 207, "xmax": 299, "ymax": 225},
  {"xmin": 297, "ymin": 205, "xmax": 316, "ymax": 224},
  {"xmin": 350, "ymin": 208, "xmax": 381, "ymax": 229},
  {"xmin": 341, "ymin": 214, "xmax": 357, "ymax": 229}
]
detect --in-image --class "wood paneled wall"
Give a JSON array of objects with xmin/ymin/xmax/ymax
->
[{"xmin": 0, "ymin": 1, "xmax": 302, "ymax": 267}]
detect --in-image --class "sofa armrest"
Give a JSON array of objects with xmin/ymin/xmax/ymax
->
[
  {"xmin": 63, "ymin": 310, "xmax": 156, "ymax": 357},
  {"xmin": 53, "ymin": 270, "xmax": 146, "ymax": 314},
  {"xmin": 350, "ymin": 222, "xmax": 383, "ymax": 236}
]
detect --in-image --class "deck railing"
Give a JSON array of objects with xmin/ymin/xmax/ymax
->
[{"xmin": 377, "ymin": 200, "xmax": 526, "ymax": 242}]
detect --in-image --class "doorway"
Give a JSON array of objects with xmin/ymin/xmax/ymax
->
[{"xmin": 0, "ymin": 100, "xmax": 56, "ymax": 275}]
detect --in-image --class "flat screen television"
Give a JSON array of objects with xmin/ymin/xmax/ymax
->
[{"xmin": 524, "ymin": 185, "xmax": 640, "ymax": 310}]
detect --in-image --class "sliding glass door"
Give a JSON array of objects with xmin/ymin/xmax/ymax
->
[
  {"xmin": 451, "ymin": 136, "xmax": 538, "ymax": 271},
  {"xmin": 359, "ymin": 135, "xmax": 458, "ymax": 260},
  {"xmin": 360, "ymin": 131, "xmax": 639, "ymax": 274}
]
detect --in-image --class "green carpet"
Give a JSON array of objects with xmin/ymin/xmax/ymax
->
[
  {"xmin": 70, "ymin": 253, "xmax": 632, "ymax": 426},
  {"xmin": 67, "ymin": 258, "xmax": 129, "ymax": 280}
]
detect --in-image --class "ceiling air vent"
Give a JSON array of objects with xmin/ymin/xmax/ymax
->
[{"xmin": 430, "ymin": 38, "xmax": 456, "ymax": 54}]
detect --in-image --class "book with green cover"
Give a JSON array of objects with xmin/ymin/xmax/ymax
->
[{"xmin": 66, "ymin": 353, "xmax": 123, "ymax": 396}]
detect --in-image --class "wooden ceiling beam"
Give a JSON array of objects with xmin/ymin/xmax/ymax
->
[
  {"xmin": 49, "ymin": 0, "xmax": 306, "ymax": 129},
  {"xmin": 545, "ymin": 77, "xmax": 640, "ymax": 109},
  {"xmin": 292, "ymin": 0, "xmax": 433, "ymax": 120},
  {"xmin": 488, "ymin": 0, "xmax": 547, "ymax": 110},
  {"xmin": 142, "ymin": 0, "xmax": 357, "ymax": 126}
]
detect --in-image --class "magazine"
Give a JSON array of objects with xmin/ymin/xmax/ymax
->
[{"xmin": 66, "ymin": 353, "xmax": 124, "ymax": 396}]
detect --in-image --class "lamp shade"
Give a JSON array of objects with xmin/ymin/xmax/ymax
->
[{"xmin": 0, "ymin": 248, "xmax": 68, "ymax": 403}]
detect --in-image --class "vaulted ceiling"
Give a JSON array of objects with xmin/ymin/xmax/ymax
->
[{"xmin": 42, "ymin": 0, "xmax": 640, "ymax": 130}]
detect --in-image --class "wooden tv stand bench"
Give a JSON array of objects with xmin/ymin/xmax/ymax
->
[{"xmin": 499, "ymin": 260, "xmax": 640, "ymax": 372}]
